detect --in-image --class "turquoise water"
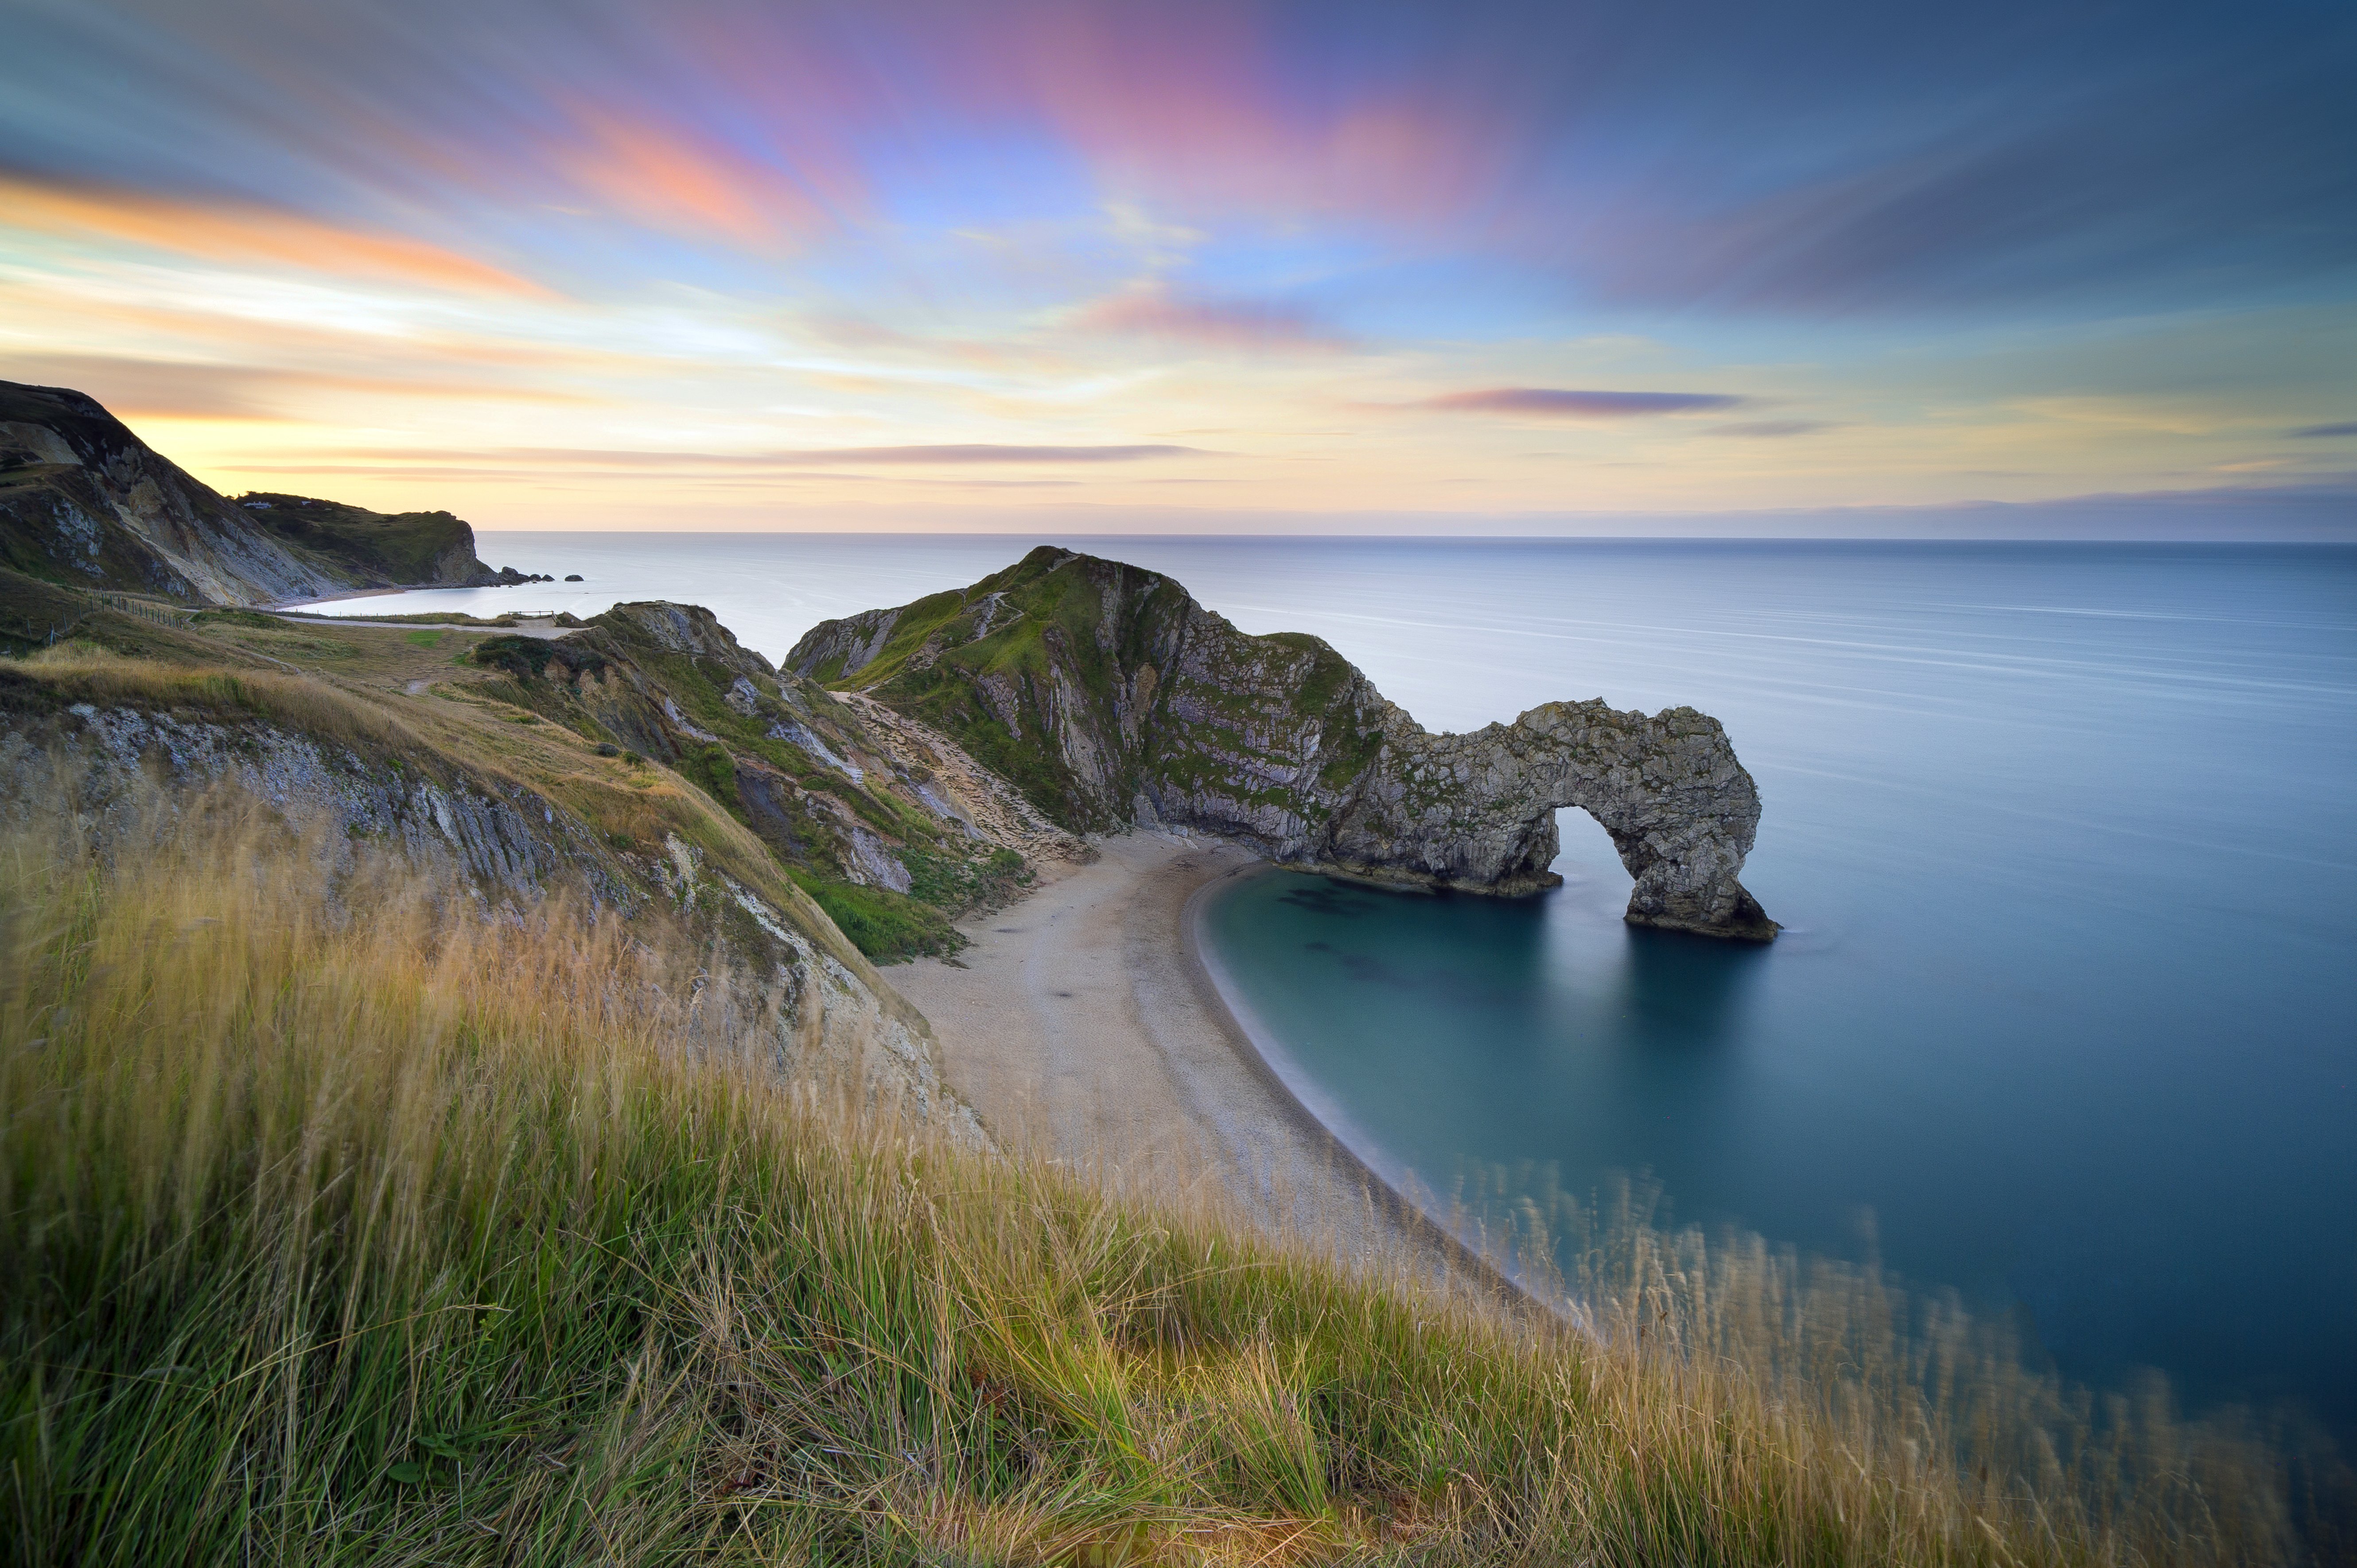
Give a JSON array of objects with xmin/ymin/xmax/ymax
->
[
  {"xmin": 334, "ymin": 535, "xmax": 2357, "ymax": 1435},
  {"xmin": 1188, "ymin": 541, "xmax": 2357, "ymax": 1440}
]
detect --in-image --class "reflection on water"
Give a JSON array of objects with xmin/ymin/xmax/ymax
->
[
  {"xmin": 1193, "ymin": 541, "xmax": 2357, "ymax": 1449},
  {"xmin": 1615, "ymin": 925, "xmax": 1770, "ymax": 1047},
  {"xmin": 339, "ymin": 533, "xmax": 2357, "ymax": 1447}
]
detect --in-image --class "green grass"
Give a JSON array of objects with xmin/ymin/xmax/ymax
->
[
  {"xmin": 239, "ymin": 493, "xmax": 482, "ymax": 585},
  {"xmin": 0, "ymin": 787, "xmax": 2317, "ymax": 1566},
  {"xmin": 903, "ymin": 846, "xmax": 1030, "ymax": 912},
  {"xmin": 786, "ymin": 866, "xmax": 964, "ymax": 962}
]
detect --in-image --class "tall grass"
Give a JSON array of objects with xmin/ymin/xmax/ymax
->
[
  {"xmin": 0, "ymin": 643, "xmax": 424, "ymax": 753},
  {"xmin": 0, "ymin": 791, "xmax": 2311, "ymax": 1564}
]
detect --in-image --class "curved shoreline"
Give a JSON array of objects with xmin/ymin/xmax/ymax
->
[
  {"xmin": 888, "ymin": 831, "xmax": 1537, "ymax": 1311},
  {"xmin": 1180, "ymin": 864, "xmax": 1545, "ymax": 1313}
]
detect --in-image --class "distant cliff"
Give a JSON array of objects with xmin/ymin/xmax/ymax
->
[
  {"xmin": 0, "ymin": 380, "xmax": 529, "ymax": 605},
  {"xmin": 790, "ymin": 546, "xmax": 1777, "ymax": 940}
]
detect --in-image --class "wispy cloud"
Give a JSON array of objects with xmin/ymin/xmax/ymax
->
[
  {"xmin": 1709, "ymin": 419, "xmax": 1836, "ymax": 438},
  {"xmin": 1070, "ymin": 283, "xmax": 1346, "ymax": 353},
  {"xmin": 1, "ymin": 353, "xmax": 597, "ymax": 418},
  {"xmin": 1414, "ymin": 388, "xmax": 1748, "ymax": 418},
  {"xmin": 787, "ymin": 443, "xmax": 1206, "ymax": 464},
  {"xmin": 540, "ymin": 107, "xmax": 836, "ymax": 250},
  {"xmin": 312, "ymin": 444, "xmax": 1207, "ymax": 469},
  {"xmin": 0, "ymin": 174, "xmax": 544, "ymax": 296},
  {"xmin": 2290, "ymin": 421, "xmax": 2357, "ymax": 439}
]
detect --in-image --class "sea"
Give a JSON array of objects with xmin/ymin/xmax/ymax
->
[{"xmin": 317, "ymin": 533, "xmax": 2357, "ymax": 1440}]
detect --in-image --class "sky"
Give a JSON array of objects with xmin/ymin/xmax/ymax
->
[{"xmin": 2, "ymin": 0, "xmax": 2353, "ymax": 536}]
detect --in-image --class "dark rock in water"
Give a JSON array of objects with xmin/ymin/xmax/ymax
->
[
  {"xmin": 565, "ymin": 574, "xmax": 583, "ymax": 581},
  {"xmin": 789, "ymin": 546, "xmax": 1776, "ymax": 940},
  {"xmin": 0, "ymin": 379, "xmax": 522, "ymax": 605}
]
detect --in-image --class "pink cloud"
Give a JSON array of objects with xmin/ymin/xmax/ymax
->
[
  {"xmin": 0, "ymin": 174, "xmax": 546, "ymax": 296},
  {"xmin": 1071, "ymin": 283, "xmax": 1346, "ymax": 352},
  {"xmin": 1004, "ymin": 9, "xmax": 1524, "ymax": 229}
]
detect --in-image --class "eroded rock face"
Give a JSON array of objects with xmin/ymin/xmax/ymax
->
[
  {"xmin": 0, "ymin": 703, "xmax": 988, "ymax": 1137},
  {"xmin": 788, "ymin": 547, "xmax": 1777, "ymax": 940},
  {"xmin": 0, "ymin": 381, "xmax": 518, "ymax": 605}
]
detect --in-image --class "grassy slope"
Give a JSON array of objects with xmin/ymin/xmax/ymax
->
[
  {"xmin": 819, "ymin": 550, "xmax": 1191, "ymax": 831},
  {"xmin": 0, "ymin": 810, "xmax": 2301, "ymax": 1568},
  {"xmin": 813, "ymin": 549, "xmax": 1387, "ymax": 836},
  {"xmin": 0, "ymin": 570, "xmax": 967, "ymax": 963},
  {"xmin": 235, "ymin": 491, "xmax": 485, "ymax": 585},
  {"xmin": 473, "ymin": 609, "xmax": 975, "ymax": 961}
]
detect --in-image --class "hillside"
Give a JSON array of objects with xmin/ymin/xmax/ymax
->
[
  {"xmin": 230, "ymin": 489, "xmax": 544, "ymax": 592},
  {"xmin": 0, "ymin": 563, "xmax": 2311, "ymax": 1566},
  {"xmin": 790, "ymin": 546, "xmax": 1777, "ymax": 939},
  {"xmin": 0, "ymin": 756, "xmax": 2295, "ymax": 1567},
  {"xmin": 0, "ymin": 567, "xmax": 1078, "ymax": 962},
  {"xmin": 449, "ymin": 598, "xmax": 1089, "ymax": 956},
  {"xmin": 0, "ymin": 572, "xmax": 987, "ymax": 1127},
  {"xmin": 0, "ymin": 380, "xmax": 529, "ymax": 605}
]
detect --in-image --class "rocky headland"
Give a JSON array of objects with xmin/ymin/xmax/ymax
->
[
  {"xmin": 791, "ymin": 545, "xmax": 1776, "ymax": 939},
  {"xmin": 0, "ymin": 380, "xmax": 530, "ymax": 605}
]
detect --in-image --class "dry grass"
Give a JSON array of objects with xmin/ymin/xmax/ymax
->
[
  {"xmin": 0, "ymin": 786, "xmax": 2320, "ymax": 1565},
  {"xmin": 0, "ymin": 643, "xmax": 428, "ymax": 755}
]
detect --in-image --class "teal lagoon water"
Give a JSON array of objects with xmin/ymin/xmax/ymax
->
[
  {"xmin": 1186, "ymin": 542, "xmax": 2357, "ymax": 1442},
  {"xmin": 331, "ymin": 536, "xmax": 2357, "ymax": 1436}
]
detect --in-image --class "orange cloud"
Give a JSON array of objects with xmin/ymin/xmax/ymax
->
[
  {"xmin": 0, "ymin": 175, "xmax": 547, "ymax": 297},
  {"xmin": 548, "ymin": 110, "xmax": 829, "ymax": 248},
  {"xmin": 0, "ymin": 353, "xmax": 603, "ymax": 419}
]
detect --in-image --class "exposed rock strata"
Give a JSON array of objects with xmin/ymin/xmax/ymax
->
[
  {"xmin": 0, "ymin": 380, "xmax": 521, "ymax": 605},
  {"xmin": 0, "ymin": 700, "xmax": 983, "ymax": 1135},
  {"xmin": 466, "ymin": 597, "xmax": 1089, "ymax": 959},
  {"xmin": 790, "ymin": 547, "xmax": 1776, "ymax": 939}
]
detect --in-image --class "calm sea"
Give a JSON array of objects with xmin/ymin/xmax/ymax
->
[{"xmin": 326, "ymin": 534, "xmax": 2357, "ymax": 1435}]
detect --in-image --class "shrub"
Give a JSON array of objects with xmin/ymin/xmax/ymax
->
[{"xmin": 680, "ymin": 743, "xmax": 738, "ymax": 808}]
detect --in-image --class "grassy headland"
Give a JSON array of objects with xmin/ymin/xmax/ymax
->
[
  {"xmin": 0, "ymin": 567, "xmax": 2336, "ymax": 1564},
  {"xmin": 0, "ymin": 569, "xmax": 1033, "ymax": 964},
  {"xmin": 0, "ymin": 791, "xmax": 2316, "ymax": 1566}
]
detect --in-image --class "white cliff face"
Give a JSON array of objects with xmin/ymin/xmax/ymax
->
[{"xmin": 790, "ymin": 547, "xmax": 1777, "ymax": 940}]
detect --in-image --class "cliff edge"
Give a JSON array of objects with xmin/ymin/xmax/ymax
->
[
  {"xmin": 789, "ymin": 546, "xmax": 1777, "ymax": 940},
  {"xmin": 0, "ymin": 380, "xmax": 528, "ymax": 605}
]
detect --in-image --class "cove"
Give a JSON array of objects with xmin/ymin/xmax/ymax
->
[
  {"xmin": 340, "ymin": 533, "xmax": 2357, "ymax": 1443},
  {"xmin": 1181, "ymin": 541, "xmax": 2357, "ymax": 1447}
]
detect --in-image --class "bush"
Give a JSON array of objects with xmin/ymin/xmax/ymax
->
[
  {"xmin": 468, "ymin": 634, "xmax": 555, "ymax": 679},
  {"xmin": 680, "ymin": 743, "xmax": 738, "ymax": 808},
  {"xmin": 787, "ymin": 868, "xmax": 963, "ymax": 962}
]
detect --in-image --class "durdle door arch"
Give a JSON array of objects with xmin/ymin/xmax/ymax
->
[
  {"xmin": 1296, "ymin": 700, "xmax": 1779, "ymax": 942},
  {"xmin": 791, "ymin": 547, "xmax": 1777, "ymax": 942}
]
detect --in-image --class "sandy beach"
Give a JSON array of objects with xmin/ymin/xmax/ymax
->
[{"xmin": 892, "ymin": 831, "xmax": 1502, "ymax": 1291}]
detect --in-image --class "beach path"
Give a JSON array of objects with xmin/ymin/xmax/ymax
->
[{"xmin": 891, "ymin": 831, "xmax": 1473, "ymax": 1281}]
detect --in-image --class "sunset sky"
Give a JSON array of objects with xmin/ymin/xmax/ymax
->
[{"xmin": 3, "ymin": 0, "xmax": 2352, "ymax": 533}]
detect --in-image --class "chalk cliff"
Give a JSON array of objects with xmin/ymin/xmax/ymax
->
[
  {"xmin": 0, "ymin": 380, "xmax": 525, "ymax": 605},
  {"xmin": 790, "ymin": 546, "xmax": 1777, "ymax": 940}
]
